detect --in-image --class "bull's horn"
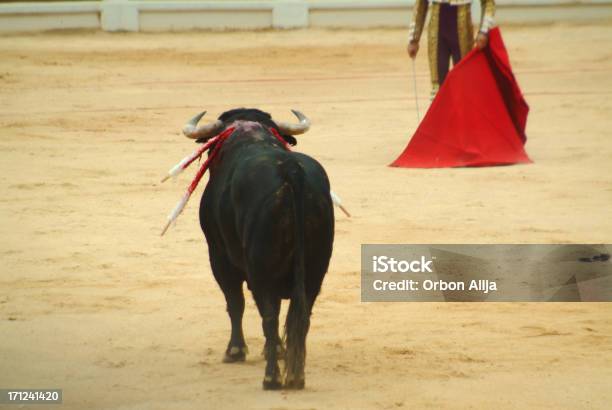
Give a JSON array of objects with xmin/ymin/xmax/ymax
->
[
  {"xmin": 182, "ymin": 111, "xmax": 224, "ymax": 140},
  {"xmin": 276, "ymin": 110, "xmax": 310, "ymax": 135}
]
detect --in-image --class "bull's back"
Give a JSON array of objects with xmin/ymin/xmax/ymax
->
[{"xmin": 201, "ymin": 148, "xmax": 333, "ymax": 292}]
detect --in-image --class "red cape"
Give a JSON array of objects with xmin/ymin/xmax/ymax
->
[{"xmin": 391, "ymin": 27, "xmax": 531, "ymax": 168}]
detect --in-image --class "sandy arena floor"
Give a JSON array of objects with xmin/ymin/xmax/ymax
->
[{"xmin": 1, "ymin": 23, "xmax": 611, "ymax": 409}]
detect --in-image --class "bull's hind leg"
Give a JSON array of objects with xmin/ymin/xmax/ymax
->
[
  {"xmin": 285, "ymin": 284, "xmax": 322, "ymax": 389},
  {"xmin": 220, "ymin": 280, "xmax": 249, "ymax": 363},
  {"xmin": 261, "ymin": 322, "xmax": 284, "ymax": 361},
  {"xmin": 253, "ymin": 292, "xmax": 282, "ymax": 390},
  {"xmin": 209, "ymin": 248, "xmax": 248, "ymax": 363}
]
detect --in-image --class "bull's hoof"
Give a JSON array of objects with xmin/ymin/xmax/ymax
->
[
  {"xmin": 284, "ymin": 379, "xmax": 305, "ymax": 390},
  {"xmin": 284, "ymin": 375, "xmax": 305, "ymax": 390},
  {"xmin": 222, "ymin": 346, "xmax": 248, "ymax": 363},
  {"xmin": 263, "ymin": 375, "xmax": 283, "ymax": 390}
]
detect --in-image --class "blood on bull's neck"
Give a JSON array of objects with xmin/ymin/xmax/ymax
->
[{"xmin": 219, "ymin": 121, "xmax": 289, "ymax": 151}]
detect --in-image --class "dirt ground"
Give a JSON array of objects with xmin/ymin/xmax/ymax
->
[{"xmin": 1, "ymin": 23, "xmax": 611, "ymax": 409}]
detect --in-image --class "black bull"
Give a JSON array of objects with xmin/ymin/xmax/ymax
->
[{"xmin": 187, "ymin": 108, "xmax": 334, "ymax": 389}]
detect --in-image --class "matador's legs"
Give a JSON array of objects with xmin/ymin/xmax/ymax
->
[{"xmin": 428, "ymin": 3, "xmax": 473, "ymax": 98}]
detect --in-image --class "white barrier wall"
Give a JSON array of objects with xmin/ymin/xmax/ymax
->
[
  {"xmin": 0, "ymin": 2, "xmax": 100, "ymax": 32},
  {"xmin": 136, "ymin": 2, "xmax": 274, "ymax": 31},
  {"xmin": 0, "ymin": 0, "xmax": 611, "ymax": 33}
]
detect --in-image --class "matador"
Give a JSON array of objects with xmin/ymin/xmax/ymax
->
[{"xmin": 407, "ymin": 0, "xmax": 496, "ymax": 98}]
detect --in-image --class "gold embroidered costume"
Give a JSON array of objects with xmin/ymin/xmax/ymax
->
[{"xmin": 408, "ymin": 0, "xmax": 496, "ymax": 97}]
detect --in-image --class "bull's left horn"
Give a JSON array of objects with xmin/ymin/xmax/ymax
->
[
  {"xmin": 276, "ymin": 110, "xmax": 310, "ymax": 135},
  {"xmin": 182, "ymin": 111, "xmax": 224, "ymax": 140}
]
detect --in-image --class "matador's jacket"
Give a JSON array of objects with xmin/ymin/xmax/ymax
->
[{"xmin": 409, "ymin": 0, "xmax": 495, "ymax": 97}]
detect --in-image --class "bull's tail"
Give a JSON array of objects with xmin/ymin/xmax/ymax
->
[{"xmin": 281, "ymin": 160, "xmax": 309, "ymax": 389}]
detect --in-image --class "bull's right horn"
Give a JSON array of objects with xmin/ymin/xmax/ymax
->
[
  {"xmin": 276, "ymin": 110, "xmax": 311, "ymax": 135},
  {"xmin": 182, "ymin": 111, "xmax": 224, "ymax": 141}
]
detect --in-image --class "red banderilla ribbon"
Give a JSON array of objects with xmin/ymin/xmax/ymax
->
[{"xmin": 160, "ymin": 127, "xmax": 235, "ymax": 236}]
